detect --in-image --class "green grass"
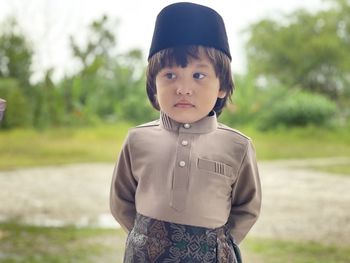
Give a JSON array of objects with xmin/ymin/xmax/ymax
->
[
  {"xmin": 0, "ymin": 222, "xmax": 126, "ymax": 263},
  {"xmin": 0, "ymin": 123, "xmax": 350, "ymax": 170},
  {"xmin": 1, "ymin": 222, "xmax": 349, "ymax": 263},
  {"xmin": 241, "ymin": 237, "xmax": 350, "ymax": 263},
  {"xmin": 242, "ymin": 125, "xmax": 350, "ymax": 160},
  {"xmin": 310, "ymin": 163, "xmax": 350, "ymax": 176},
  {"xmin": 0, "ymin": 123, "xmax": 130, "ymax": 170}
]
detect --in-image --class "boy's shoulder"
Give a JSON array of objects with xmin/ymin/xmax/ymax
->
[
  {"xmin": 126, "ymin": 120, "xmax": 160, "ymax": 140},
  {"xmin": 217, "ymin": 122, "xmax": 251, "ymax": 142}
]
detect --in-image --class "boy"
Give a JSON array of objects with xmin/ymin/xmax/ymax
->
[{"xmin": 110, "ymin": 2, "xmax": 261, "ymax": 262}]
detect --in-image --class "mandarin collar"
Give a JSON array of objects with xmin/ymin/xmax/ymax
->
[{"xmin": 159, "ymin": 111, "xmax": 217, "ymax": 134}]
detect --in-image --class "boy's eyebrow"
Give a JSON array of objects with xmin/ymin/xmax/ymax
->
[
  {"xmin": 194, "ymin": 63, "xmax": 211, "ymax": 69},
  {"xmin": 161, "ymin": 63, "xmax": 211, "ymax": 69}
]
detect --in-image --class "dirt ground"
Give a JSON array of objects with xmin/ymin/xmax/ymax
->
[{"xmin": 0, "ymin": 157, "xmax": 349, "ymax": 246}]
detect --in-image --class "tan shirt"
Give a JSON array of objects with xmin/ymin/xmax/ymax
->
[{"xmin": 110, "ymin": 112, "xmax": 261, "ymax": 244}]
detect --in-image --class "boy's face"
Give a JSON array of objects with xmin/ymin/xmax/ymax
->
[{"xmin": 155, "ymin": 48, "xmax": 226, "ymax": 123}]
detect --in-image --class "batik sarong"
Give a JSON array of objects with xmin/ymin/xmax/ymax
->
[{"xmin": 123, "ymin": 213, "xmax": 242, "ymax": 263}]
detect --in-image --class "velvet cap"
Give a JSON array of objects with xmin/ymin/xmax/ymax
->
[{"xmin": 148, "ymin": 2, "xmax": 231, "ymax": 60}]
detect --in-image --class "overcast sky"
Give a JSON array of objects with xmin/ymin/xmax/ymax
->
[{"xmin": 0, "ymin": 0, "xmax": 324, "ymax": 82}]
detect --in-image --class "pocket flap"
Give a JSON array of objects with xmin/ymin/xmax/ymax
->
[{"xmin": 197, "ymin": 158, "xmax": 234, "ymax": 177}]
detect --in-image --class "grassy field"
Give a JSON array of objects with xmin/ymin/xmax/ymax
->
[
  {"xmin": 311, "ymin": 163, "xmax": 350, "ymax": 176},
  {"xmin": 0, "ymin": 223, "xmax": 349, "ymax": 263},
  {"xmin": 0, "ymin": 222, "xmax": 126, "ymax": 263},
  {"xmin": 0, "ymin": 123, "xmax": 130, "ymax": 170},
  {"xmin": 0, "ymin": 123, "xmax": 349, "ymax": 170},
  {"xmin": 247, "ymin": 125, "xmax": 350, "ymax": 160}
]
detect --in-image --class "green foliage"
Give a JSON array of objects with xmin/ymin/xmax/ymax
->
[
  {"xmin": 116, "ymin": 94, "xmax": 158, "ymax": 124},
  {"xmin": 220, "ymin": 73, "xmax": 262, "ymax": 126},
  {"xmin": 257, "ymin": 89, "xmax": 337, "ymax": 130},
  {"xmin": 220, "ymin": 75, "xmax": 340, "ymax": 130},
  {"xmin": 245, "ymin": 0, "xmax": 350, "ymax": 101},
  {"xmin": 70, "ymin": 15, "xmax": 117, "ymax": 72},
  {"xmin": 0, "ymin": 78, "xmax": 32, "ymax": 128},
  {"xmin": 65, "ymin": 14, "xmax": 116, "ymax": 125},
  {"xmin": 31, "ymin": 70, "xmax": 65, "ymax": 128},
  {"xmin": 114, "ymin": 73, "xmax": 158, "ymax": 124},
  {"xmin": 0, "ymin": 17, "xmax": 33, "ymax": 88},
  {"xmin": 2, "ymin": 6, "xmax": 350, "ymax": 130},
  {"xmin": 65, "ymin": 15, "xmax": 154, "ymax": 125}
]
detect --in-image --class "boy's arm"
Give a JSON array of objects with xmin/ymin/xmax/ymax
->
[
  {"xmin": 110, "ymin": 134, "xmax": 137, "ymax": 232},
  {"xmin": 228, "ymin": 140, "xmax": 262, "ymax": 244}
]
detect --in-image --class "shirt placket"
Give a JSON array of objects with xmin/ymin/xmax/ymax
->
[{"xmin": 170, "ymin": 123, "xmax": 193, "ymax": 211}]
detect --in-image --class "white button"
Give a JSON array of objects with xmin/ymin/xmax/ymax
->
[
  {"xmin": 183, "ymin": 123, "xmax": 191, "ymax": 129},
  {"xmin": 179, "ymin": 161, "xmax": 186, "ymax": 167},
  {"xmin": 181, "ymin": 140, "xmax": 188, "ymax": 146}
]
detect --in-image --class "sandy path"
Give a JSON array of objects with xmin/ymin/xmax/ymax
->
[
  {"xmin": 0, "ymin": 157, "xmax": 349, "ymax": 245},
  {"xmin": 250, "ymin": 157, "xmax": 350, "ymax": 246}
]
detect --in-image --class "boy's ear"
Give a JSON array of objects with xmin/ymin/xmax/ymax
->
[
  {"xmin": 154, "ymin": 94, "xmax": 160, "ymax": 108},
  {"xmin": 218, "ymin": 90, "xmax": 226, "ymax": 99}
]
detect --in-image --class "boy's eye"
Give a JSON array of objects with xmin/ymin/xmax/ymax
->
[
  {"xmin": 193, "ymin": 73, "xmax": 205, "ymax": 79},
  {"xmin": 165, "ymin": 73, "xmax": 176, "ymax": 79}
]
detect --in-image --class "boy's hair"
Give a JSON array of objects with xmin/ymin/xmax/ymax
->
[{"xmin": 146, "ymin": 45, "xmax": 234, "ymax": 116}]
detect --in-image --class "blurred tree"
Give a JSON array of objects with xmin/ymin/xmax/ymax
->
[
  {"xmin": 66, "ymin": 15, "xmax": 155, "ymax": 124},
  {"xmin": 0, "ymin": 78, "xmax": 31, "ymax": 128},
  {"xmin": 70, "ymin": 15, "xmax": 116, "ymax": 74},
  {"xmin": 245, "ymin": 0, "xmax": 350, "ymax": 101},
  {"xmin": 0, "ymin": 16, "xmax": 33, "ymax": 90},
  {"xmin": 0, "ymin": 17, "xmax": 35, "ymax": 129},
  {"xmin": 220, "ymin": 73, "xmax": 262, "ymax": 126},
  {"xmin": 257, "ymin": 88, "xmax": 338, "ymax": 130},
  {"xmin": 69, "ymin": 15, "xmax": 117, "ymax": 108},
  {"xmin": 32, "ymin": 69, "xmax": 64, "ymax": 128}
]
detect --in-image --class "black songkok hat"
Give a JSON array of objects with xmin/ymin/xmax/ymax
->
[{"xmin": 148, "ymin": 2, "xmax": 231, "ymax": 60}]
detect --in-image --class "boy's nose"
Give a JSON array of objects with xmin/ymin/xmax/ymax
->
[{"xmin": 176, "ymin": 81, "xmax": 193, "ymax": 95}]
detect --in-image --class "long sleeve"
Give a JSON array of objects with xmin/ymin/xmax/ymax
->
[
  {"xmin": 228, "ymin": 140, "xmax": 262, "ymax": 244},
  {"xmin": 110, "ymin": 134, "xmax": 137, "ymax": 232}
]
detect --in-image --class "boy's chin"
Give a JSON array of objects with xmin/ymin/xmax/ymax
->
[{"xmin": 165, "ymin": 111, "xmax": 206, "ymax": 124}]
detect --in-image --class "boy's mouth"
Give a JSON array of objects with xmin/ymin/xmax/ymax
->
[{"xmin": 174, "ymin": 100, "xmax": 195, "ymax": 108}]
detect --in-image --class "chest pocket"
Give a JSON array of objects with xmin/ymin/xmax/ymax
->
[{"xmin": 197, "ymin": 158, "xmax": 235, "ymax": 179}]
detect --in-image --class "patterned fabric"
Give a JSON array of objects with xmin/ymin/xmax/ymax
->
[{"xmin": 124, "ymin": 213, "xmax": 242, "ymax": 263}]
